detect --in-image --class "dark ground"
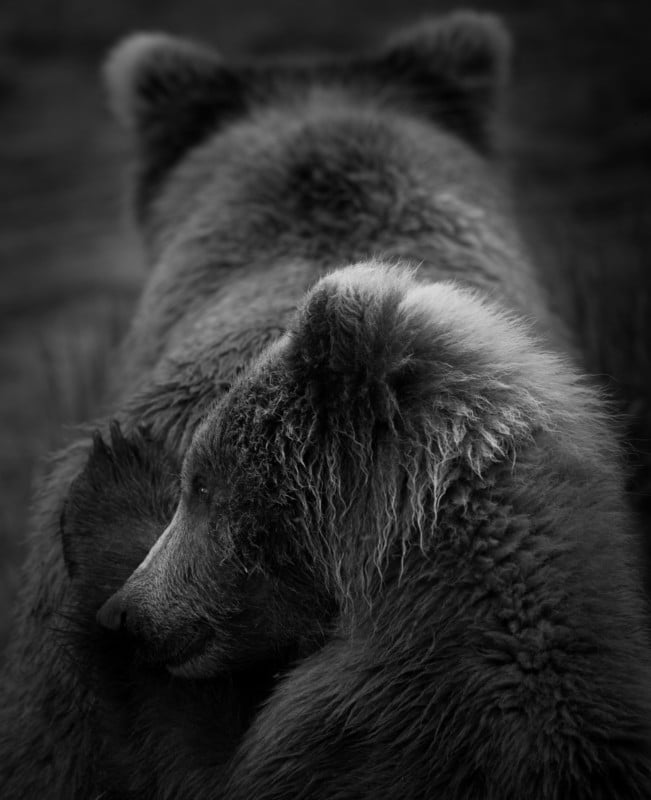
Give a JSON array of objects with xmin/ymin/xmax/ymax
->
[{"xmin": 1, "ymin": 0, "xmax": 650, "ymax": 657}]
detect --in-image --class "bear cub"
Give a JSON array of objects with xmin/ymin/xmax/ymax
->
[
  {"xmin": 98, "ymin": 265, "xmax": 651, "ymax": 800},
  {"xmin": 63, "ymin": 423, "xmax": 328, "ymax": 798}
]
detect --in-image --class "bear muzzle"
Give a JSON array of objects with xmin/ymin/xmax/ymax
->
[
  {"xmin": 96, "ymin": 573, "xmax": 157, "ymax": 639},
  {"xmin": 96, "ymin": 579, "xmax": 215, "ymax": 670},
  {"xmin": 95, "ymin": 503, "xmax": 185, "ymax": 635}
]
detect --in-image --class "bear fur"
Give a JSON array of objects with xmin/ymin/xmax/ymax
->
[
  {"xmin": 1, "ymin": 10, "xmax": 650, "ymax": 799},
  {"xmin": 100, "ymin": 264, "xmax": 651, "ymax": 799},
  {"xmin": 59, "ymin": 423, "xmax": 287, "ymax": 797}
]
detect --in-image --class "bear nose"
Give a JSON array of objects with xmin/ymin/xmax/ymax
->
[{"xmin": 96, "ymin": 591, "xmax": 128, "ymax": 632}]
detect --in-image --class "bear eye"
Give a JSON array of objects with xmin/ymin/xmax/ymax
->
[{"xmin": 191, "ymin": 474, "xmax": 210, "ymax": 502}]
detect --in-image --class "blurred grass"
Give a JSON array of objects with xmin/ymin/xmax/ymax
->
[
  {"xmin": 0, "ymin": 0, "xmax": 650, "ymax": 656},
  {"xmin": 0, "ymin": 298, "xmax": 136, "ymax": 656}
]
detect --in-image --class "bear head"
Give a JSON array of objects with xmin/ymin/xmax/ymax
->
[
  {"xmin": 105, "ymin": 11, "xmax": 510, "ymax": 216},
  {"xmin": 97, "ymin": 262, "xmax": 583, "ymax": 679}
]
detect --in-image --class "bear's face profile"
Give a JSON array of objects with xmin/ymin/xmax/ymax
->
[
  {"xmin": 96, "ymin": 383, "xmax": 338, "ymax": 678},
  {"xmin": 97, "ymin": 262, "xmax": 585, "ymax": 679},
  {"xmin": 61, "ymin": 425, "xmax": 286, "ymax": 794},
  {"xmin": 93, "ymin": 419, "xmax": 336, "ymax": 677}
]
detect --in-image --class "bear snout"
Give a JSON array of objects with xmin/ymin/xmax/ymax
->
[
  {"xmin": 96, "ymin": 577, "xmax": 153, "ymax": 639},
  {"xmin": 96, "ymin": 583, "xmax": 215, "ymax": 673}
]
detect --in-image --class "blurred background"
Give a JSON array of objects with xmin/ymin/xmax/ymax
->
[{"xmin": 1, "ymin": 0, "xmax": 650, "ymax": 657}]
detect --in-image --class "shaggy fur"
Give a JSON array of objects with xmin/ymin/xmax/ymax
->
[
  {"xmin": 1, "ymin": 10, "xmax": 649, "ymax": 799},
  {"xmin": 218, "ymin": 269, "xmax": 651, "ymax": 799},
  {"xmin": 105, "ymin": 265, "xmax": 651, "ymax": 799}
]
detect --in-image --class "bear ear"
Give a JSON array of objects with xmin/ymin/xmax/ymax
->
[
  {"xmin": 286, "ymin": 263, "xmax": 421, "ymax": 420},
  {"xmin": 286, "ymin": 263, "xmax": 545, "ymax": 457},
  {"xmin": 104, "ymin": 33, "xmax": 249, "ymax": 208},
  {"xmin": 372, "ymin": 11, "xmax": 511, "ymax": 148},
  {"xmin": 61, "ymin": 423, "xmax": 179, "ymax": 593}
]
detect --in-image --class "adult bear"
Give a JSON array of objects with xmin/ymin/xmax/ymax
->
[{"xmin": 1, "ymin": 9, "xmax": 649, "ymax": 799}]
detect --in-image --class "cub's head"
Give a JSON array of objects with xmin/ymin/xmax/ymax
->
[{"xmin": 98, "ymin": 262, "xmax": 568, "ymax": 678}]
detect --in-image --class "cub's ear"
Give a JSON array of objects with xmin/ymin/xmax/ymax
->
[
  {"xmin": 372, "ymin": 11, "xmax": 511, "ymax": 149},
  {"xmin": 61, "ymin": 422, "xmax": 180, "ymax": 610},
  {"xmin": 104, "ymin": 33, "xmax": 249, "ymax": 207}
]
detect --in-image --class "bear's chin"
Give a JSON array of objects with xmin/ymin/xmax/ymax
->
[{"xmin": 166, "ymin": 646, "xmax": 217, "ymax": 679}]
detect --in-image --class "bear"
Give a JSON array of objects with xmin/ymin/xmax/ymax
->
[
  {"xmin": 1, "ymin": 9, "xmax": 647, "ymax": 799},
  {"xmin": 58, "ymin": 422, "xmax": 303, "ymax": 798},
  {"xmin": 96, "ymin": 263, "xmax": 651, "ymax": 799}
]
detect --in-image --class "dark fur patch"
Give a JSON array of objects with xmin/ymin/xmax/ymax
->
[{"xmin": 62, "ymin": 422, "xmax": 178, "ymax": 588}]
